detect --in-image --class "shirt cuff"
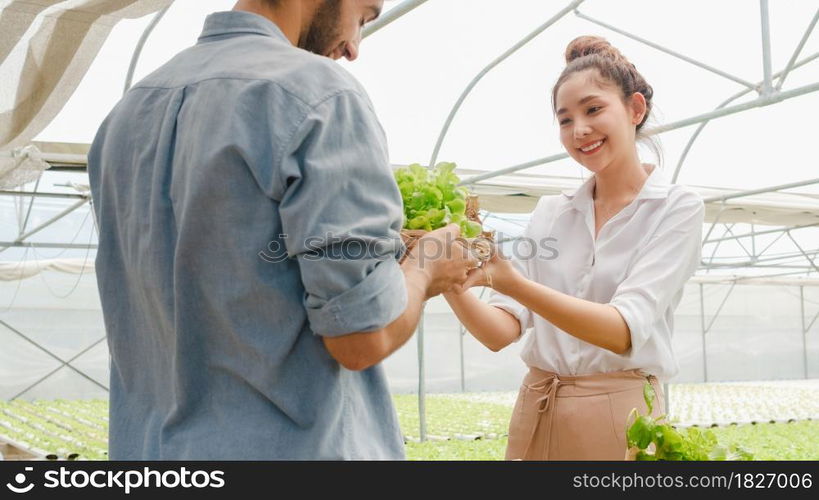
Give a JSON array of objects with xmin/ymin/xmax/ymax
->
[
  {"xmin": 306, "ymin": 259, "xmax": 408, "ymax": 337},
  {"xmin": 610, "ymin": 295, "xmax": 652, "ymax": 354},
  {"xmin": 487, "ymin": 291, "xmax": 531, "ymax": 342}
]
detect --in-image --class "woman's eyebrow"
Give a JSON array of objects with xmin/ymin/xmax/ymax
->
[{"xmin": 556, "ymin": 94, "xmax": 601, "ymax": 115}]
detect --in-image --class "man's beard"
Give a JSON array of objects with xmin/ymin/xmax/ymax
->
[{"xmin": 300, "ymin": 0, "xmax": 342, "ymax": 56}]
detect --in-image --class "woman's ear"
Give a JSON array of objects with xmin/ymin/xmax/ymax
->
[{"xmin": 630, "ymin": 92, "xmax": 647, "ymax": 125}]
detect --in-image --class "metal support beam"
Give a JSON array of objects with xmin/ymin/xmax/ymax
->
[
  {"xmin": 702, "ymin": 208, "xmax": 747, "ymax": 274},
  {"xmin": 18, "ymin": 177, "xmax": 41, "ymax": 238},
  {"xmin": 702, "ymin": 247, "xmax": 819, "ymax": 269},
  {"xmin": 459, "ymin": 153, "xmax": 569, "ymax": 186},
  {"xmin": 704, "ymin": 222, "xmax": 819, "ymax": 245},
  {"xmin": 575, "ymin": 8, "xmax": 758, "ymax": 91},
  {"xmin": 699, "ymin": 284, "xmax": 708, "ymax": 382},
  {"xmin": 704, "ymin": 282, "xmax": 736, "ymax": 334},
  {"xmin": 0, "ymin": 199, "xmax": 88, "ymax": 252},
  {"xmin": 698, "ymin": 281, "xmax": 736, "ymax": 383},
  {"xmin": 776, "ymin": 8, "xmax": 819, "ymax": 90},
  {"xmin": 429, "ymin": 0, "xmax": 584, "ymax": 169},
  {"xmin": 702, "ymin": 206, "xmax": 742, "ymax": 244},
  {"xmin": 751, "ymin": 223, "xmax": 756, "ymax": 258},
  {"xmin": 124, "ymin": 5, "xmax": 171, "ymax": 95},
  {"xmin": 648, "ymin": 80, "xmax": 819, "ymax": 135},
  {"xmin": 760, "ymin": 0, "xmax": 774, "ymax": 95},
  {"xmin": 722, "ymin": 224, "xmax": 754, "ymax": 259},
  {"xmin": 801, "ymin": 287, "xmax": 809, "ymax": 378},
  {"xmin": 673, "ymin": 51, "xmax": 819, "ymax": 182},
  {"xmin": 0, "ymin": 241, "xmax": 97, "ymax": 250},
  {"xmin": 755, "ymin": 230, "xmax": 789, "ymax": 264},
  {"xmin": 703, "ymin": 177, "xmax": 819, "ymax": 203},
  {"xmin": 459, "ymin": 324, "xmax": 466, "ymax": 392},
  {"xmin": 707, "ymin": 223, "xmax": 738, "ymax": 269},
  {"xmin": 9, "ymin": 199, "xmax": 87, "ymax": 243},
  {"xmin": 461, "ymin": 80, "xmax": 819, "ymax": 185},
  {"xmin": 0, "ymin": 320, "xmax": 108, "ymax": 399},
  {"xmin": 709, "ymin": 271, "xmax": 819, "ymax": 281},
  {"xmin": 803, "ymin": 287, "xmax": 819, "ymax": 338},
  {"xmin": 417, "ymin": 305, "xmax": 426, "ymax": 442},
  {"xmin": 363, "ymin": 0, "xmax": 428, "ymax": 38},
  {"xmin": 0, "ymin": 191, "xmax": 86, "ymax": 199},
  {"xmin": 11, "ymin": 337, "xmax": 108, "ymax": 400},
  {"xmin": 703, "ymin": 264, "xmax": 819, "ymax": 272},
  {"xmin": 691, "ymin": 275, "xmax": 819, "ymax": 286},
  {"xmin": 749, "ymin": 270, "xmax": 819, "ymax": 279},
  {"xmin": 787, "ymin": 231, "xmax": 819, "ymax": 274},
  {"xmin": 702, "ymin": 252, "xmax": 819, "ymax": 267}
]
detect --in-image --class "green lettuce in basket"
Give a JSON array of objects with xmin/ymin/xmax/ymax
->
[{"xmin": 394, "ymin": 162, "xmax": 483, "ymax": 238}]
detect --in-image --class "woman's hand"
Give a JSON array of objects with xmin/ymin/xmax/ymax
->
[{"xmin": 459, "ymin": 243, "xmax": 524, "ymax": 294}]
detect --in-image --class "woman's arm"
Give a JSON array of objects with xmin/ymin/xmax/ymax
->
[
  {"xmin": 460, "ymin": 252, "xmax": 631, "ymax": 354},
  {"xmin": 475, "ymin": 192, "xmax": 704, "ymax": 356},
  {"xmin": 443, "ymin": 288, "xmax": 522, "ymax": 352},
  {"xmin": 496, "ymin": 273, "xmax": 631, "ymax": 354}
]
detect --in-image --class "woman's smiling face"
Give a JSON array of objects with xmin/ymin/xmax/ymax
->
[{"xmin": 555, "ymin": 68, "xmax": 645, "ymax": 175}]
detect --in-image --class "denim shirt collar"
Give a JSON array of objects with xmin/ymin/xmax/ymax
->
[{"xmin": 199, "ymin": 10, "xmax": 289, "ymax": 44}]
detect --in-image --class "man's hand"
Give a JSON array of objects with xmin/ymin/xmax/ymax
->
[
  {"xmin": 324, "ymin": 224, "xmax": 478, "ymax": 371},
  {"xmin": 402, "ymin": 224, "xmax": 479, "ymax": 299}
]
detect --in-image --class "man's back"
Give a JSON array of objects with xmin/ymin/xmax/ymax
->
[{"xmin": 88, "ymin": 11, "xmax": 407, "ymax": 460}]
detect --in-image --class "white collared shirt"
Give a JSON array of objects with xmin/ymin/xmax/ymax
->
[{"xmin": 488, "ymin": 166, "xmax": 704, "ymax": 381}]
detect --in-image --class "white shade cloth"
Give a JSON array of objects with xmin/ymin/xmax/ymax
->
[
  {"xmin": 0, "ymin": 144, "xmax": 49, "ymax": 188},
  {"xmin": 0, "ymin": 0, "xmax": 173, "ymax": 151},
  {"xmin": 0, "ymin": 257, "xmax": 94, "ymax": 280}
]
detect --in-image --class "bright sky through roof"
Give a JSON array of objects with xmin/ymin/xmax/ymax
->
[{"xmin": 35, "ymin": 0, "xmax": 819, "ymax": 193}]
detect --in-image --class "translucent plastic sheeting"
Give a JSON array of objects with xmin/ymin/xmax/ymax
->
[{"xmin": 0, "ymin": 0, "xmax": 173, "ymax": 150}]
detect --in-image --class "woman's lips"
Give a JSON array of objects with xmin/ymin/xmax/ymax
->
[{"xmin": 578, "ymin": 138, "xmax": 605, "ymax": 155}]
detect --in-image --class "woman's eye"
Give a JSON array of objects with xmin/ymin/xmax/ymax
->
[
  {"xmin": 587, "ymin": 106, "xmax": 601, "ymax": 114},
  {"xmin": 559, "ymin": 119, "xmax": 571, "ymax": 126}
]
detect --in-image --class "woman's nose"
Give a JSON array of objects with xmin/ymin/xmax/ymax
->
[{"xmin": 574, "ymin": 123, "xmax": 592, "ymax": 140}]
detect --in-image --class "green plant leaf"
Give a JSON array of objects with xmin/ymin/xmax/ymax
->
[
  {"xmin": 627, "ymin": 415, "xmax": 655, "ymax": 449},
  {"xmin": 461, "ymin": 220, "xmax": 483, "ymax": 238},
  {"xmin": 643, "ymin": 382, "xmax": 655, "ymax": 414}
]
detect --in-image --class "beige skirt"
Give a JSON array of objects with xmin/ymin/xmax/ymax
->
[{"xmin": 505, "ymin": 367, "xmax": 664, "ymax": 461}]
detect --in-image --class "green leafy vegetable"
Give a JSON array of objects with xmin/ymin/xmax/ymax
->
[
  {"xmin": 394, "ymin": 162, "xmax": 482, "ymax": 238},
  {"xmin": 626, "ymin": 382, "xmax": 754, "ymax": 461}
]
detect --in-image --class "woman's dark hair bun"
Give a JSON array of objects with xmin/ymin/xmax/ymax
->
[{"xmin": 565, "ymin": 36, "xmax": 628, "ymax": 66}]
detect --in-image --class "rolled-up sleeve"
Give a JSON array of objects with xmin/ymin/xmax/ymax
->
[
  {"xmin": 278, "ymin": 90, "xmax": 407, "ymax": 337},
  {"xmin": 610, "ymin": 191, "xmax": 704, "ymax": 354},
  {"xmin": 487, "ymin": 243, "xmax": 534, "ymax": 340}
]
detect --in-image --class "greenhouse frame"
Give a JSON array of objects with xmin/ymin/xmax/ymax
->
[{"xmin": 0, "ymin": 0, "xmax": 818, "ymax": 449}]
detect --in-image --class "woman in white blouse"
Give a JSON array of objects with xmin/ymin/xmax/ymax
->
[{"xmin": 445, "ymin": 36, "xmax": 704, "ymax": 460}]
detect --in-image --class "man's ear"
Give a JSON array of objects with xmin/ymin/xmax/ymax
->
[{"xmin": 630, "ymin": 92, "xmax": 647, "ymax": 125}]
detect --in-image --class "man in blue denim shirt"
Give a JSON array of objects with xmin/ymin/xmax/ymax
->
[{"xmin": 87, "ymin": 0, "xmax": 475, "ymax": 459}]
